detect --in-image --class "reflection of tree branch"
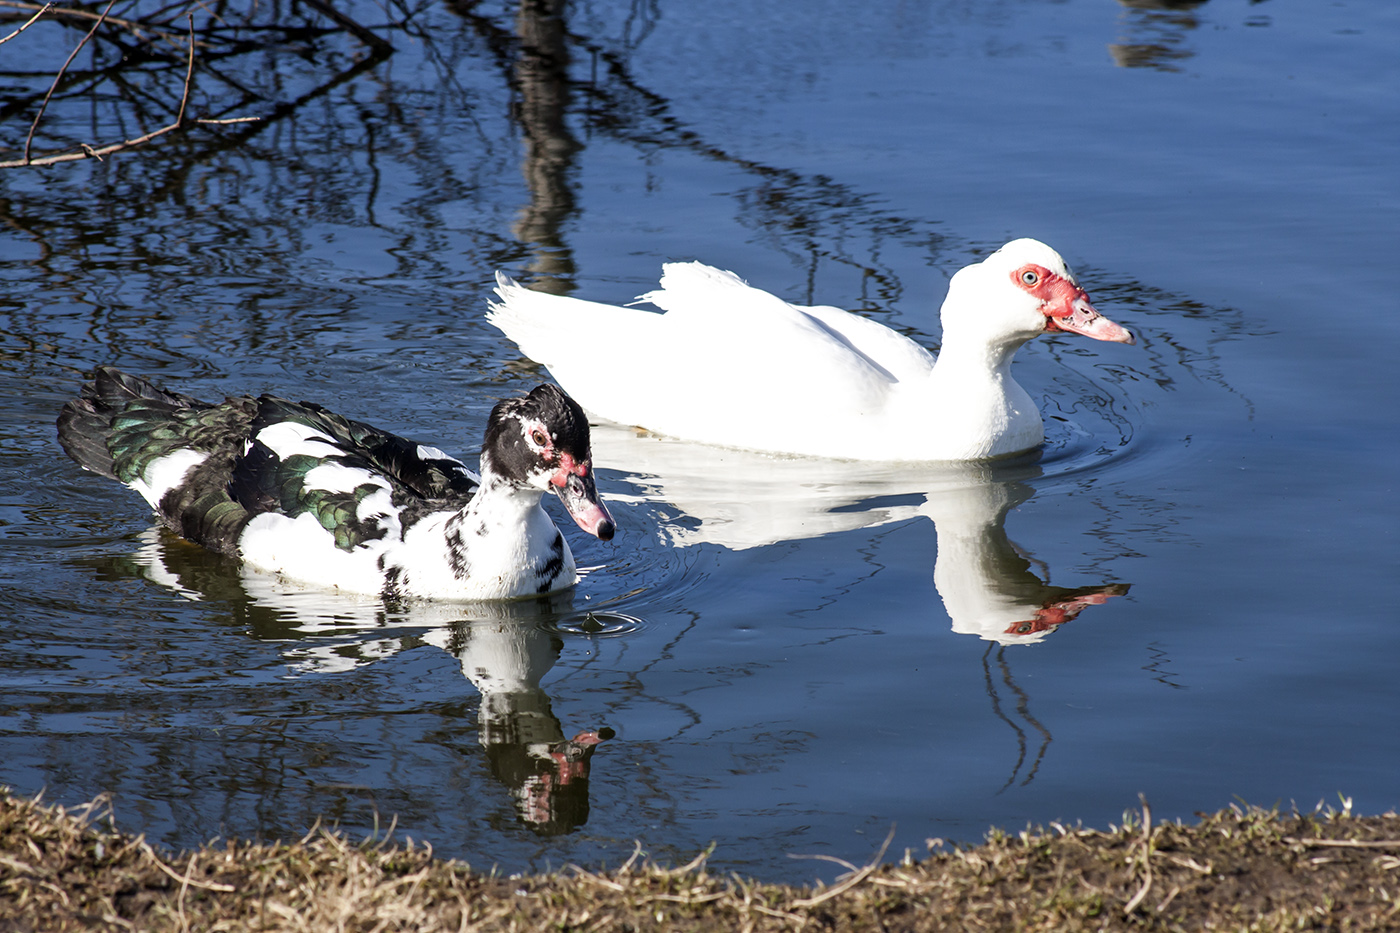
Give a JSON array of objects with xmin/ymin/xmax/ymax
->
[
  {"xmin": 983, "ymin": 644, "xmax": 1052, "ymax": 791},
  {"xmin": 0, "ymin": 0, "xmax": 396, "ymax": 169},
  {"xmin": 510, "ymin": 0, "xmax": 581, "ymax": 291},
  {"xmin": 200, "ymin": 47, "xmax": 390, "ymax": 151},
  {"xmin": 0, "ymin": 0, "xmax": 186, "ymax": 46},
  {"xmin": 2, "ymin": 7, "xmax": 199, "ymax": 168},
  {"xmin": 20, "ymin": 0, "xmax": 116, "ymax": 163},
  {"xmin": 300, "ymin": 0, "xmax": 394, "ymax": 54}
]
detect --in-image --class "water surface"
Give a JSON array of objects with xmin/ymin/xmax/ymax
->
[{"xmin": 0, "ymin": 0, "xmax": 1396, "ymax": 882}]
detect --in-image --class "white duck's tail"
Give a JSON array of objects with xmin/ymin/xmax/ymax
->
[
  {"xmin": 488, "ymin": 272, "xmax": 580, "ymax": 369},
  {"xmin": 487, "ymin": 272, "xmax": 669, "ymax": 422},
  {"xmin": 636, "ymin": 262, "xmax": 755, "ymax": 316}
]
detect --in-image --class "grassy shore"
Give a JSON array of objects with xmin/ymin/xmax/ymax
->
[{"xmin": 2, "ymin": 786, "xmax": 1398, "ymax": 931}]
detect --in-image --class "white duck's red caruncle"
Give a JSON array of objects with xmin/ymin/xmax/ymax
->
[
  {"xmin": 488, "ymin": 238, "xmax": 1134, "ymax": 461},
  {"xmin": 58, "ymin": 369, "xmax": 614, "ymax": 600}
]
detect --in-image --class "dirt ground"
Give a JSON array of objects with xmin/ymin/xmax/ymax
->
[{"xmin": 2, "ymin": 786, "xmax": 1398, "ymax": 932}]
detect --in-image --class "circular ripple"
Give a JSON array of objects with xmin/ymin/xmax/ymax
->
[{"xmin": 543, "ymin": 611, "xmax": 648, "ymax": 639}]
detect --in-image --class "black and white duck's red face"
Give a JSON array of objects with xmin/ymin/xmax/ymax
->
[{"xmin": 486, "ymin": 384, "xmax": 616, "ymax": 541}]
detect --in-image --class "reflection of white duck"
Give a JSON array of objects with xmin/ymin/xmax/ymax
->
[
  {"xmin": 594, "ymin": 436, "xmax": 1129, "ymax": 644},
  {"xmin": 489, "ymin": 239, "xmax": 1133, "ymax": 461},
  {"xmin": 922, "ymin": 477, "xmax": 1129, "ymax": 645}
]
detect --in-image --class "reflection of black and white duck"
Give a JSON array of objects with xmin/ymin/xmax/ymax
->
[
  {"xmin": 423, "ymin": 618, "xmax": 611, "ymax": 835},
  {"xmin": 58, "ymin": 368, "xmax": 615, "ymax": 601},
  {"xmin": 126, "ymin": 531, "xmax": 611, "ymax": 834},
  {"xmin": 489, "ymin": 239, "xmax": 1134, "ymax": 461}
]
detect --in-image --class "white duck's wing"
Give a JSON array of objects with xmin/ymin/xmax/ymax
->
[
  {"xmin": 490, "ymin": 263, "xmax": 931, "ymax": 456},
  {"xmin": 642, "ymin": 263, "xmax": 934, "ymax": 384},
  {"xmin": 789, "ymin": 302, "xmax": 936, "ymax": 386}
]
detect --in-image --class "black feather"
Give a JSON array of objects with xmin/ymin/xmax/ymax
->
[{"xmin": 58, "ymin": 368, "xmax": 481, "ymax": 556}]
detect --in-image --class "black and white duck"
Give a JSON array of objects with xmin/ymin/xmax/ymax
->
[{"xmin": 57, "ymin": 368, "xmax": 615, "ymax": 600}]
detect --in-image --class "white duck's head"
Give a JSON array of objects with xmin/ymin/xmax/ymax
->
[{"xmin": 940, "ymin": 238, "xmax": 1134, "ymax": 351}]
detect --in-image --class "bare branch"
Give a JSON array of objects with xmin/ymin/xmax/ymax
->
[
  {"xmin": 23, "ymin": 0, "xmax": 119, "ymax": 164},
  {"xmin": 174, "ymin": 12, "xmax": 194, "ymax": 125},
  {"xmin": 0, "ymin": 0, "xmax": 50, "ymax": 45},
  {"xmin": 0, "ymin": 8, "xmax": 201, "ymax": 168},
  {"xmin": 0, "ymin": 0, "xmax": 189, "ymax": 47}
]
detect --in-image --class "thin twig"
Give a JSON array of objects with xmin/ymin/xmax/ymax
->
[
  {"xmin": 0, "ymin": 1, "xmax": 49, "ymax": 45},
  {"xmin": 24, "ymin": 0, "xmax": 118, "ymax": 163},
  {"xmin": 2, "ymin": 11, "xmax": 199, "ymax": 168},
  {"xmin": 792, "ymin": 826, "xmax": 897, "ymax": 909},
  {"xmin": 647, "ymin": 891, "xmax": 726, "ymax": 905},
  {"xmin": 788, "ymin": 852, "xmax": 861, "ymax": 874},
  {"xmin": 1286, "ymin": 837, "xmax": 1400, "ymax": 850},
  {"xmin": 0, "ymin": 0, "xmax": 188, "ymax": 44},
  {"xmin": 175, "ymin": 12, "xmax": 195, "ymax": 125},
  {"xmin": 615, "ymin": 841, "xmax": 645, "ymax": 875},
  {"xmin": 1123, "ymin": 797, "xmax": 1154, "ymax": 916},
  {"xmin": 139, "ymin": 841, "xmax": 236, "ymax": 893}
]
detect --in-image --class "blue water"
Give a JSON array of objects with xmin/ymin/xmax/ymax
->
[{"xmin": 1, "ymin": 0, "xmax": 1397, "ymax": 882}]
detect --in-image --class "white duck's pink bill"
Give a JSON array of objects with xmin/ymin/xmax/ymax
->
[
  {"xmin": 552, "ymin": 468, "xmax": 616, "ymax": 541},
  {"xmin": 1047, "ymin": 296, "xmax": 1135, "ymax": 344}
]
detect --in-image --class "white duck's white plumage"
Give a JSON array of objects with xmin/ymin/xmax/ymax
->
[{"xmin": 488, "ymin": 238, "xmax": 1134, "ymax": 461}]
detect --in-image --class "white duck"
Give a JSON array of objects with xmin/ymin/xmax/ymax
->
[{"xmin": 488, "ymin": 238, "xmax": 1134, "ymax": 461}]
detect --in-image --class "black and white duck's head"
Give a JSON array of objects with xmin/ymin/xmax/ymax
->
[{"xmin": 482, "ymin": 384, "xmax": 615, "ymax": 541}]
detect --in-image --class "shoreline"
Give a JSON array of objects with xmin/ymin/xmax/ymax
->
[{"xmin": 3, "ymin": 786, "xmax": 1397, "ymax": 931}]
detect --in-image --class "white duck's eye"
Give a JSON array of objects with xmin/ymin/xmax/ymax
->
[{"xmin": 1020, "ymin": 270, "xmax": 1039, "ymax": 286}]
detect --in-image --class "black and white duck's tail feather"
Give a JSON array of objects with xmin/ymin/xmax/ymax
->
[
  {"xmin": 57, "ymin": 366, "xmax": 203, "ymax": 481},
  {"xmin": 59, "ymin": 367, "xmax": 261, "ymax": 554}
]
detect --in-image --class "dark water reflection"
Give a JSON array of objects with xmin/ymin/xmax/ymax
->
[
  {"xmin": 1110, "ymin": 0, "xmax": 1213, "ymax": 71},
  {"xmin": 1, "ymin": 0, "xmax": 1397, "ymax": 884}
]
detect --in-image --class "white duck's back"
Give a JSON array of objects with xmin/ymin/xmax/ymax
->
[
  {"xmin": 488, "ymin": 240, "xmax": 1133, "ymax": 461},
  {"xmin": 492, "ymin": 264, "xmax": 934, "ymax": 458}
]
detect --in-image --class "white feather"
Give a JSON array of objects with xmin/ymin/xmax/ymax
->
[{"xmin": 129, "ymin": 449, "xmax": 208, "ymax": 507}]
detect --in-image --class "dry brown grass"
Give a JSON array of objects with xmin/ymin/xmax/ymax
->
[{"xmin": 3, "ymin": 786, "xmax": 1399, "ymax": 932}]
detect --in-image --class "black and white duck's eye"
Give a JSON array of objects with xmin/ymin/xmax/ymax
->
[
  {"xmin": 530, "ymin": 428, "xmax": 549, "ymax": 447},
  {"xmin": 1020, "ymin": 269, "xmax": 1039, "ymax": 286}
]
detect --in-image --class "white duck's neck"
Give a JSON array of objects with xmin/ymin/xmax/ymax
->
[
  {"xmin": 909, "ymin": 328, "xmax": 1041, "ymax": 460},
  {"xmin": 932, "ymin": 327, "xmax": 1028, "ymax": 383}
]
